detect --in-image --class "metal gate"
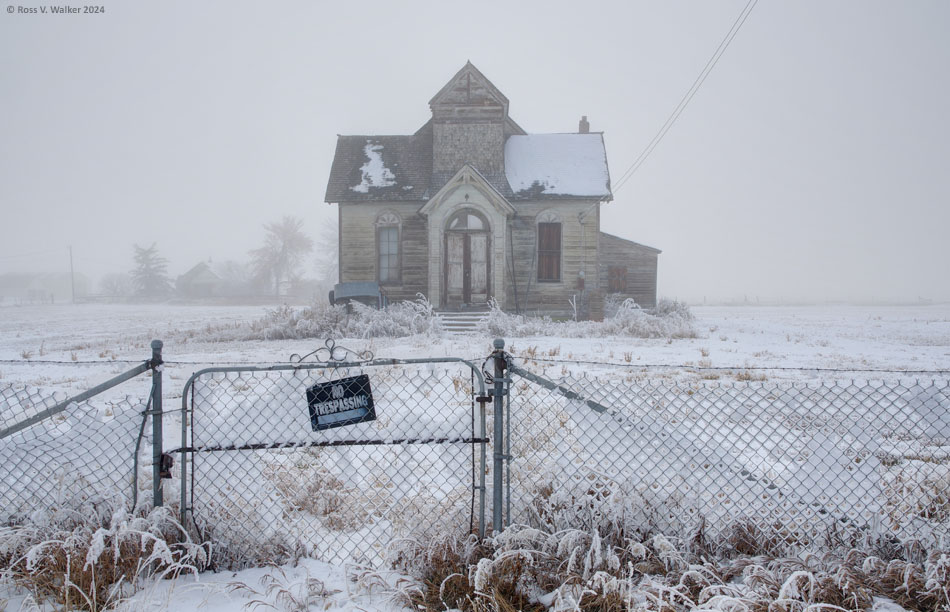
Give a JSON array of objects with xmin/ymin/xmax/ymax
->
[{"xmin": 178, "ymin": 341, "xmax": 488, "ymax": 567}]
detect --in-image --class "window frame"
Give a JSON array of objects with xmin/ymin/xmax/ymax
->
[
  {"xmin": 375, "ymin": 212, "xmax": 401, "ymax": 285},
  {"xmin": 607, "ymin": 265, "xmax": 628, "ymax": 293},
  {"xmin": 537, "ymin": 221, "xmax": 562, "ymax": 283}
]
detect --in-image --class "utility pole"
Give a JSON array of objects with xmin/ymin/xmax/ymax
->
[{"xmin": 68, "ymin": 245, "xmax": 75, "ymax": 303}]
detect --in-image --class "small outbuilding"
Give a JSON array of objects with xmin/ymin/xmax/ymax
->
[{"xmin": 176, "ymin": 262, "xmax": 221, "ymax": 298}]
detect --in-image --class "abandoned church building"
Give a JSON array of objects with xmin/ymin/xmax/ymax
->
[{"xmin": 325, "ymin": 62, "xmax": 660, "ymax": 320}]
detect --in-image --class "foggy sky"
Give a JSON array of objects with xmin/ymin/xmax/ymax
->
[{"xmin": 1, "ymin": 0, "xmax": 948, "ymax": 303}]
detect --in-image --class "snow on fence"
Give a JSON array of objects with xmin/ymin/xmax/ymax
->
[
  {"xmin": 177, "ymin": 350, "xmax": 490, "ymax": 568},
  {"xmin": 503, "ymin": 360, "xmax": 950, "ymax": 550},
  {"xmin": 0, "ymin": 342, "xmax": 164, "ymax": 527},
  {"xmin": 0, "ymin": 383, "xmax": 153, "ymax": 524},
  {"xmin": 3, "ymin": 338, "xmax": 948, "ymax": 572}
]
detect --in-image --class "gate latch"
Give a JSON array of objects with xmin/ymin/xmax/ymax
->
[{"xmin": 159, "ymin": 453, "xmax": 174, "ymax": 479}]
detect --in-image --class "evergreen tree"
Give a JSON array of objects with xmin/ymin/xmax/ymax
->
[{"xmin": 130, "ymin": 243, "xmax": 172, "ymax": 298}]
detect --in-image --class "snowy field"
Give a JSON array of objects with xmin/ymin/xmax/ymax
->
[
  {"xmin": 1, "ymin": 302, "xmax": 949, "ymax": 396},
  {"xmin": 1, "ymin": 302, "xmax": 949, "ymax": 611}
]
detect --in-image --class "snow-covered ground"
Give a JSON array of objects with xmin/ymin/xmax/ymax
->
[
  {"xmin": 2, "ymin": 558, "xmax": 410, "ymax": 612},
  {"xmin": 1, "ymin": 302, "xmax": 948, "ymax": 396},
  {"xmin": 1, "ymin": 302, "xmax": 949, "ymax": 611}
]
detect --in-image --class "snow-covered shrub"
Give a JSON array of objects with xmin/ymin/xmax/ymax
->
[
  {"xmin": 233, "ymin": 294, "xmax": 442, "ymax": 341},
  {"xmin": 348, "ymin": 294, "xmax": 443, "ymax": 338},
  {"xmin": 654, "ymin": 297, "xmax": 694, "ymax": 321},
  {"xmin": 603, "ymin": 292, "xmax": 627, "ymax": 319},
  {"xmin": 1, "ymin": 501, "xmax": 207, "ymax": 610},
  {"xmin": 601, "ymin": 297, "xmax": 697, "ymax": 339},
  {"xmin": 248, "ymin": 303, "xmax": 350, "ymax": 340},
  {"xmin": 477, "ymin": 297, "xmax": 697, "ymax": 339}
]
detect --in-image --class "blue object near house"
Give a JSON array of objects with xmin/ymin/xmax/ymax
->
[{"xmin": 329, "ymin": 281, "xmax": 388, "ymax": 309}]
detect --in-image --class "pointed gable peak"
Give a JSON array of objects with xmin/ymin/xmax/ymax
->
[
  {"xmin": 429, "ymin": 62, "xmax": 509, "ymax": 121},
  {"xmin": 420, "ymin": 164, "xmax": 516, "ymax": 218}
]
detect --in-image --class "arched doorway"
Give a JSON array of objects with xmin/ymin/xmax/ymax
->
[{"xmin": 444, "ymin": 209, "xmax": 490, "ymax": 308}]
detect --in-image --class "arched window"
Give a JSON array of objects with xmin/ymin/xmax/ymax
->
[
  {"xmin": 537, "ymin": 211, "xmax": 561, "ymax": 282},
  {"xmin": 446, "ymin": 209, "xmax": 488, "ymax": 231},
  {"xmin": 376, "ymin": 212, "xmax": 400, "ymax": 283}
]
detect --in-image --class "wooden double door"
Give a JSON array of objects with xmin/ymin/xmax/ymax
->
[{"xmin": 444, "ymin": 231, "xmax": 489, "ymax": 307}]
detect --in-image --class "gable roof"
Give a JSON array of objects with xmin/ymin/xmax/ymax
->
[
  {"xmin": 324, "ymin": 62, "xmax": 612, "ymax": 204},
  {"xmin": 600, "ymin": 232, "xmax": 662, "ymax": 254},
  {"xmin": 325, "ymin": 130, "xmax": 433, "ymax": 203},
  {"xmin": 429, "ymin": 61, "xmax": 509, "ymax": 121},
  {"xmin": 177, "ymin": 261, "xmax": 221, "ymax": 286},
  {"xmin": 419, "ymin": 164, "xmax": 516, "ymax": 218},
  {"xmin": 325, "ymin": 132, "xmax": 612, "ymax": 203},
  {"xmin": 505, "ymin": 134, "xmax": 611, "ymax": 199}
]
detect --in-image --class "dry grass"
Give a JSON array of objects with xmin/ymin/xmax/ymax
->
[
  {"xmin": 390, "ymin": 519, "xmax": 950, "ymax": 612},
  {"xmin": 386, "ymin": 483, "xmax": 950, "ymax": 612},
  {"xmin": 228, "ymin": 564, "xmax": 342, "ymax": 611},
  {"xmin": 0, "ymin": 504, "xmax": 208, "ymax": 611}
]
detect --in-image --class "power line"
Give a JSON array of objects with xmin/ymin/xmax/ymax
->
[{"xmin": 611, "ymin": 0, "xmax": 759, "ymax": 195}]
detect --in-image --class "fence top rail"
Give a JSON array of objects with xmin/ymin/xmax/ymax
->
[
  {"xmin": 507, "ymin": 354, "xmax": 950, "ymax": 375},
  {"xmin": 179, "ymin": 355, "xmax": 487, "ymax": 414},
  {"xmin": 0, "ymin": 357, "xmax": 156, "ymax": 441},
  {"xmin": 508, "ymin": 360, "xmax": 950, "ymax": 390}
]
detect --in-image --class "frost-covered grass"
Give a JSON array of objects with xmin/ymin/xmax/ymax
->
[
  {"xmin": 479, "ymin": 297, "xmax": 698, "ymax": 339},
  {"xmin": 392, "ymin": 519, "xmax": 950, "ymax": 612},
  {"xmin": 0, "ymin": 499, "xmax": 207, "ymax": 611},
  {"xmin": 1, "ymin": 302, "xmax": 949, "ymax": 610}
]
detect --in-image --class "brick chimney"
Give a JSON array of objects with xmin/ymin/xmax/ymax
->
[{"xmin": 578, "ymin": 115, "xmax": 590, "ymax": 133}]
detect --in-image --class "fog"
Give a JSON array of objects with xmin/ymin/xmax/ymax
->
[{"xmin": 1, "ymin": 0, "xmax": 948, "ymax": 303}]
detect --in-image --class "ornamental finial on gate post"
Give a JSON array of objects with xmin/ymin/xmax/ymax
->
[{"xmin": 289, "ymin": 338, "xmax": 375, "ymax": 364}]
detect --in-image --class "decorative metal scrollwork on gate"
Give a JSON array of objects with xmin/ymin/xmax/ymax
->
[{"xmin": 289, "ymin": 338, "xmax": 375, "ymax": 365}]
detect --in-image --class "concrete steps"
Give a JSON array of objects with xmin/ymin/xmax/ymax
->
[{"xmin": 437, "ymin": 307, "xmax": 490, "ymax": 334}]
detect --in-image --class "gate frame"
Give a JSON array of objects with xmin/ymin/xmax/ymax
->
[{"xmin": 178, "ymin": 345, "xmax": 490, "ymax": 538}]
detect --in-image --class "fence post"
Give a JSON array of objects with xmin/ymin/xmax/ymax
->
[
  {"xmin": 492, "ymin": 338, "xmax": 506, "ymax": 533},
  {"xmin": 150, "ymin": 339, "xmax": 164, "ymax": 508}
]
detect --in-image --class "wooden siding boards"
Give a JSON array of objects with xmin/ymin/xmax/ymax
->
[
  {"xmin": 339, "ymin": 202, "xmax": 428, "ymax": 303},
  {"xmin": 598, "ymin": 232, "xmax": 660, "ymax": 309},
  {"xmin": 504, "ymin": 201, "xmax": 601, "ymax": 319}
]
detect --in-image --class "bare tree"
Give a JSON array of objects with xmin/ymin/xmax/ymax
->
[
  {"xmin": 99, "ymin": 272, "xmax": 131, "ymax": 298},
  {"xmin": 314, "ymin": 217, "xmax": 339, "ymax": 284},
  {"xmin": 249, "ymin": 216, "xmax": 314, "ymax": 297}
]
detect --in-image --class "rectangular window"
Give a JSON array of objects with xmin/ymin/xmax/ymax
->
[
  {"xmin": 378, "ymin": 226, "xmax": 399, "ymax": 283},
  {"xmin": 537, "ymin": 223, "xmax": 561, "ymax": 282},
  {"xmin": 608, "ymin": 266, "xmax": 627, "ymax": 292}
]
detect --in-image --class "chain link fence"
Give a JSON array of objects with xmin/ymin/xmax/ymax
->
[
  {"xmin": 0, "ymin": 345, "xmax": 163, "ymax": 524},
  {"xmin": 178, "ymin": 352, "xmax": 489, "ymax": 568},
  {"xmin": 503, "ymin": 356, "xmax": 950, "ymax": 551},
  {"xmin": 4, "ymin": 336, "xmax": 948, "ymax": 571}
]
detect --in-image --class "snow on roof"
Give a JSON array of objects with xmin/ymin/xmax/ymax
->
[
  {"xmin": 504, "ymin": 133, "xmax": 610, "ymax": 197},
  {"xmin": 350, "ymin": 141, "xmax": 396, "ymax": 193}
]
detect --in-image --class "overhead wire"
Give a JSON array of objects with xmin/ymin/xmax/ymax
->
[{"xmin": 610, "ymin": 0, "xmax": 759, "ymax": 195}]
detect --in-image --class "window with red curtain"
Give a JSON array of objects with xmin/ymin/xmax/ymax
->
[
  {"xmin": 608, "ymin": 266, "xmax": 627, "ymax": 292},
  {"xmin": 537, "ymin": 223, "xmax": 561, "ymax": 282}
]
